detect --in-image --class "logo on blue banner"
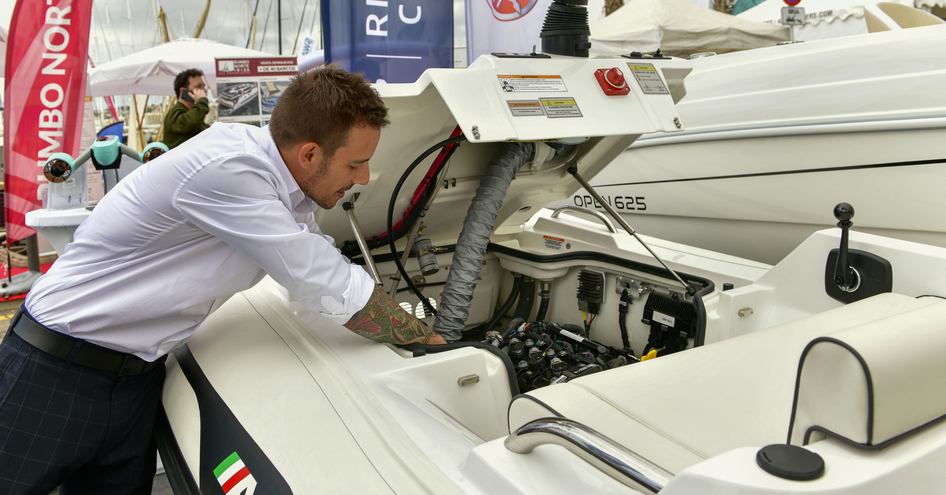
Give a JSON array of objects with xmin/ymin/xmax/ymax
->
[
  {"xmin": 488, "ymin": 0, "xmax": 541, "ymax": 21},
  {"xmin": 321, "ymin": 0, "xmax": 454, "ymax": 84}
]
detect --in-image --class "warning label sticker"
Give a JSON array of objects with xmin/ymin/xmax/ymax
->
[
  {"xmin": 498, "ymin": 75, "xmax": 567, "ymax": 93},
  {"xmin": 543, "ymin": 235, "xmax": 565, "ymax": 250},
  {"xmin": 539, "ymin": 97, "xmax": 582, "ymax": 118},
  {"xmin": 506, "ymin": 100, "xmax": 545, "ymax": 117},
  {"xmin": 627, "ymin": 63, "xmax": 670, "ymax": 95}
]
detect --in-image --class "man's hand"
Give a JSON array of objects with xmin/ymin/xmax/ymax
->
[
  {"xmin": 344, "ymin": 287, "xmax": 448, "ymax": 345},
  {"xmin": 191, "ymin": 87, "xmax": 208, "ymax": 100}
]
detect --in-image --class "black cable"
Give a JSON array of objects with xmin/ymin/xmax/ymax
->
[
  {"xmin": 917, "ymin": 294, "xmax": 946, "ymax": 300},
  {"xmin": 396, "ymin": 282, "xmax": 446, "ymax": 293},
  {"xmin": 386, "ymin": 135, "xmax": 466, "ymax": 316},
  {"xmin": 692, "ymin": 283, "xmax": 712, "ymax": 347},
  {"xmin": 535, "ymin": 283, "xmax": 550, "ymax": 322},
  {"xmin": 512, "ymin": 277, "xmax": 536, "ymax": 321},
  {"xmin": 485, "ymin": 275, "xmax": 523, "ymax": 332},
  {"xmin": 342, "ymin": 134, "xmax": 463, "ymax": 258},
  {"xmin": 618, "ymin": 288, "xmax": 632, "ymax": 352}
]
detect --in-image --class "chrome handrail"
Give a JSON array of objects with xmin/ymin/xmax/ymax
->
[
  {"xmin": 504, "ymin": 417, "xmax": 668, "ymax": 493},
  {"xmin": 550, "ymin": 206, "xmax": 617, "ymax": 233}
]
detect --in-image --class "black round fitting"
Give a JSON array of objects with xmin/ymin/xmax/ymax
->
[{"xmin": 756, "ymin": 444, "xmax": 825, "ymax": 481}]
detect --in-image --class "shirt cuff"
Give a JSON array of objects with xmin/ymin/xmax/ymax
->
[{"xmin": 319, "ymin": 264, "xmax": 375, "ymax": 324}]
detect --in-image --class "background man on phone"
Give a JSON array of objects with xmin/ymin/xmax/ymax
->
[{"xmin": 162, "ymin": 68, "xmax": 210, "ymax": 149}]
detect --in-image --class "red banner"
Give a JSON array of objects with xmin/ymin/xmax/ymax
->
[{"xmin": 3, "ymin": 0, "xmax": 93, "ymax": 243}]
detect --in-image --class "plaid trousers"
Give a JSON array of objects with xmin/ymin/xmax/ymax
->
[{"xmin": 0, "ymin": 329, "xmax": 165, "ymax": 495}]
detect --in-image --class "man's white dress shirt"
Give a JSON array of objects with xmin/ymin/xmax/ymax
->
[{"xmin": 25, "ymin": 123, "xmax": 375, "ymax": 361}]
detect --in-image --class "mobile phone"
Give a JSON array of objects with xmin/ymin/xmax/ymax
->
[{"xmin": 179, "ymin": 88, "xmax": 195, "ymax": 104}]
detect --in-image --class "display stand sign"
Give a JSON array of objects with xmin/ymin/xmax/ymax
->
[
  {"xmin": 214, "ymin": 57, "xmax": 298, "ymax": 127},
  {"xmin": 781, "ymin": 0, "xmax": 806, "ymax": 25}
]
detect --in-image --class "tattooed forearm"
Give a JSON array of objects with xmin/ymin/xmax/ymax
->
[{"xmin": 344, "ymin": 287, "xmax": 446, "ymax": 345}]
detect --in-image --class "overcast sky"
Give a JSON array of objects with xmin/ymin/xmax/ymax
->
[
  {"xmin": 2, "ymin": 0, "xmax": 323, "ymax": 64},
  {"xmin": 1, "ymin": 0, "xmax": 476, "ymax": 65}
]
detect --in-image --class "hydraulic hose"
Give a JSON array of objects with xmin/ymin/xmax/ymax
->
[
  {"xmin": 343, "ymin": 127, "xmax": 464, "ymax": 258},
  {"xmin": 386, "ymin": 135, "xmax": 466, "ymax": 316},
  {"xmin": 434, "ymin": 142, "xmax": 535, "ymax": 341}
]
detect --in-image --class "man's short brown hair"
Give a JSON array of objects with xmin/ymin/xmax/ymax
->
[{"xmin": 269, "ymin": 65, "xmax": 389, "ymax": 156}]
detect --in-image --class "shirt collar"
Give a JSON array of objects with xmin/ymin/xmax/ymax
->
[{"xmin": 260, "ymin": 125, "xmax": 309, "ymax": 210}]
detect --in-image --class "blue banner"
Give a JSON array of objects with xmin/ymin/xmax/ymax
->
[{"xmin": 321, "ymin": 0, "xmax": 453, "ymax": 83}]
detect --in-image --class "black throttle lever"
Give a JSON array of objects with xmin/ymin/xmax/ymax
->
[
  {"xmin": 833, "ymin": 202, "xmax": 858, "ymax": 291},
  {"xmin": 824, "ymin": 202, "xmax": 892, "ymax": 304}
]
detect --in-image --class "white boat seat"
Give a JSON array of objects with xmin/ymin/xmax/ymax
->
[
  {"xmin": 508, "ymin": 293, "xmax": 945, "ymax": 475},
  {"xmin": 789, "ymin": 303, "xmax": 946, "ymax": 449}
]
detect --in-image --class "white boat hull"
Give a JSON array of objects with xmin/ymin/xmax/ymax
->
[
  {"xmin": 156, "ymin": 43, "xmax": 946, "ymax": 494},
  {"xmin": 570, "ymin": 25, "xmax": 946, "ymax": 263},
  {"xmin": 572, "ymin": 123, "xmax": 946, "ymax": 263}
]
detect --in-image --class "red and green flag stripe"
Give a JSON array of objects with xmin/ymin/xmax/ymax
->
[{"xmin": 214, "ymin": 451, "xmax": 254, "ymax": 494}]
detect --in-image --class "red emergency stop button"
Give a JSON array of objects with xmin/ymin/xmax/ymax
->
[{"xmin": 594, "ymin": 67, "xmax": 630, "ymax": 96}]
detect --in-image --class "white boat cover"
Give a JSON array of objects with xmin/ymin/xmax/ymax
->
[
  {"xmin": 738, "ymin": 0, "xmax": 943, "ymax": 41},
  {"xmin": 590, "ymin": 0, "xmax": 789, "ymax": 58},
  {"xmin": 650, "ymin": 25, "xmax": 946, "ymax": 135},
  {"xmin": 86, "ymin": 38, "xmax": 276, "ymax": 97}
]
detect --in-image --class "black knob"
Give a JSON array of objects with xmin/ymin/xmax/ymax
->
[{"xmin": 833, "ymin": 203, "xmax": 855, "ymax": 224}]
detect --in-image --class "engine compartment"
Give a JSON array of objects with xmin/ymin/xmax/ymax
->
[{"xmin": 355, "ymin": 242, "xmax": 715, "ymax": 394}]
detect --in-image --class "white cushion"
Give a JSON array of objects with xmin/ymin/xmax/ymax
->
[
  {"xmin": 509, "ymin": 293, "xmax": 940, "ymax": 474},
  {"xmin": 789, "ymin": 302, "xmax": 946, "ymax": 447}
]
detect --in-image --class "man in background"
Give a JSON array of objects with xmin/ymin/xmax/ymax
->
[{"xmin": 162, "ymin": 68, "xmax": 210, "ymax": 148}]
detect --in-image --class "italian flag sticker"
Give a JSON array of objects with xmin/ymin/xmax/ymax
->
[{"xmin": 214, "ymin": 451, "xmax": 257, "ymax": 494}]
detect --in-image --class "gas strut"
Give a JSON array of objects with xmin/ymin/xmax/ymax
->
[
  {"xmin": 568, "ymin": 167, "xmax": 693, "ymax": 295},
  {"xmin": 343, "ymin": 193, "xmax": 382, "ymax": 284}
]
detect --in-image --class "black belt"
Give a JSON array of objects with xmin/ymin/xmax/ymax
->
[{"xmin": 10, "ymin": 309, "xmax": 166, "ymax": 377}]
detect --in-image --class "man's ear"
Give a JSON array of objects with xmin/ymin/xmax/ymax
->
[{"xmin": 298, "ymin": 142, "xmax": 322, "ymax": 168}]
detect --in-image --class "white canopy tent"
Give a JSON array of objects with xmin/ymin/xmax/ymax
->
[
  {"xmin": 738, "ymin": 0, "xmax": 944, "ymax": 41},
  {"xmin": 86, "ymin": 38, "xmax": 276, "ymax": 97},
  {"xmin": 590, "ymin": 0, "xmax": 789, "ymax": 58},
  {"xmin": 298, "ymin": 49, "xmax": 325, "ymax": 73}
]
